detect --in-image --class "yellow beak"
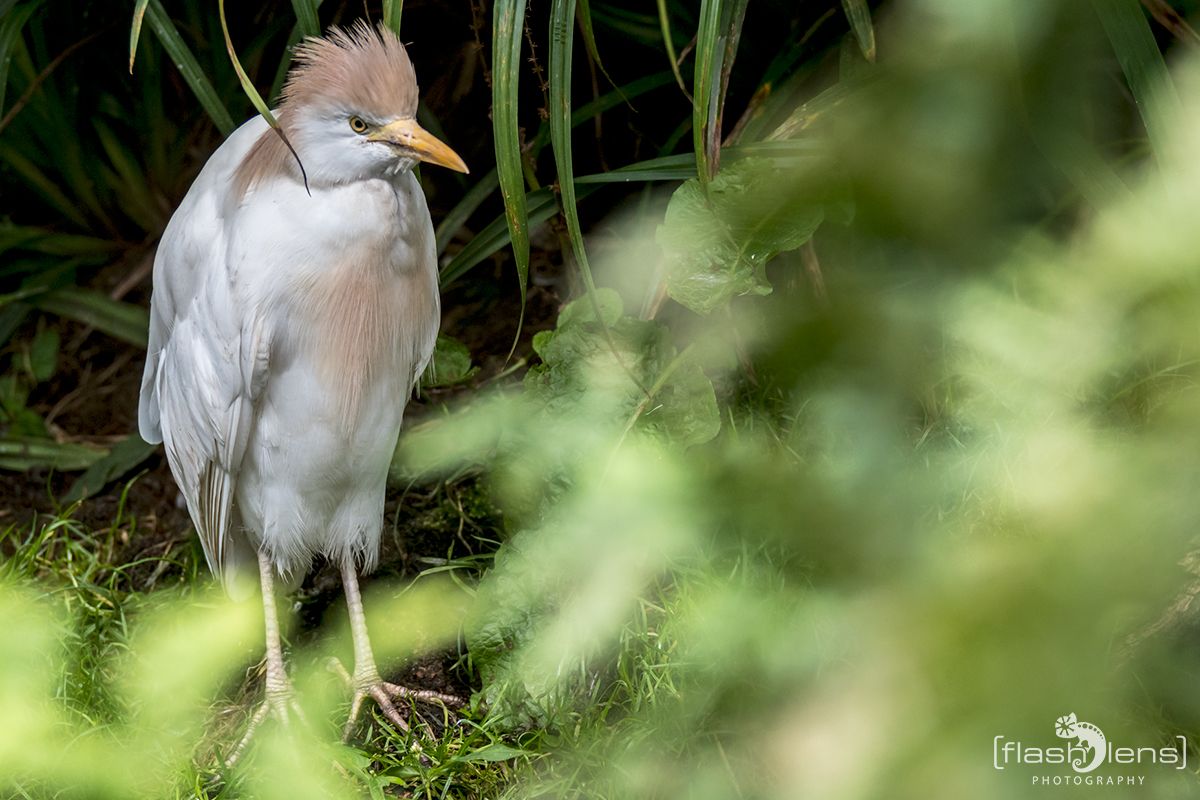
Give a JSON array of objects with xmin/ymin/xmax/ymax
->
[{"xmin": 369, "ymin": 118, "xmax": 469, "ymax": 174}]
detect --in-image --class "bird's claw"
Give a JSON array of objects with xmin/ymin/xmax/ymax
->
[
  {"xmin": 327, "ymin": 657, "xmax": 463, "ymax": 742},
  {"xmin": 223, "ymin": 682, "xmax": 308, "ymax": 769}
]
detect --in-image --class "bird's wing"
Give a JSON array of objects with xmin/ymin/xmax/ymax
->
[{"xmin": 137, "ymin": 145, "xmax": 271, "ymax": 590}]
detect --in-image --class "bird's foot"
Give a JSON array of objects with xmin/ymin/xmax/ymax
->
[
  {"xmin": 224, "ymin": 675, "xmax": 308, "ymax": 768},
  {"xmin": 327, "ymin": 658, "xmax": 464, "ymax": 741}
]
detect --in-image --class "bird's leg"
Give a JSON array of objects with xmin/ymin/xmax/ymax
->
[
  {"xmin": 259, "ymin": 549, "xmax": 298, "ymax": 721},
  {"xmin": 333, "ymin": 561, "xmax": 463, "ymax": 741},
  {"xmin": 224, "ymin": 550, "xmax": 305, "ymax": 768}
]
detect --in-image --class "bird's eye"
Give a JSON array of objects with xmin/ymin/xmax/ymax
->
[{"xmin": 349, "ymin": 116, "xmax": 369, "ymax": 134}]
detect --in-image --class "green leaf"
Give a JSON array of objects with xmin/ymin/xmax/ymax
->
[
  {"xmin": 0, "ymin": 436, "xmax": 107, "ymax": 472},
  {"xmin": 421, "ymin": 335, "xmax": 477, "ymax": 388},
  {"xmin": 289, "ymin": 0, "xmax": 320, "ymax": 39},
  {"xmin": 143, "ymin": 0, "xmax": 235, "ymax": 135},
  {"xmin": 840, "ymin": 0, "xmax": 876, "ymax": 63},
  {"xmin": 525, "ymin": 290, "xmax": 720, "ymax": 448},
  {"xmin": 35, "ymin": 287, "xmax": 150, "ymax": 348},
  {"xmin": 693, "ymin": 0, "xmax": 722, "ymax": 183},
  {"xmin": 25, "ymin": 326, "xmax": 58, "ymax": 382},
  {"xmin": 657, "ymin": 158, "xmax": 824, "ymax": 314},
  {"xmin": 63, "ymin": 434, "xmax": 157, "ymax": 503},
  {"xmin": 492, "ymin": 0, "xmax": 531, "ymax": 336},
  {"xmin": 452, "ymin": 743, "xmax": 527, "ymax": 763},
  {"xmin": 1091, "ymin": 0, "xmax": 1178, "ymax": 161},
  {"xmin": 576, "ymin": 0, "xmax": 614, "ymax": 87},
  {"xmin": 0, "ymin": 0, "xmax": 40, "ymax": 115},
  {"xmin": 128, "ymin": 0, "xmax": 150, "ymax": 72},
  {"xmin": 382, "ymin": 0, "xmax": 404, "ymax": 35}
]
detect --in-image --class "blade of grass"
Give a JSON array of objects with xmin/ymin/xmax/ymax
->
[
  {"xmin": 143, "ymin": 0, "xmax": 235, "ymax": 135},
  {"xmin": 576, "ymin": 0, "xmax": 615, "ymax": 87},
  {"xmin": 440, "ymin": 139, "xmax": 822, "ymax": 283},
  {"xmin": 1091, "ymin": 0, "xmax": 1178, "ymax": 161},
  {"xmin": 436, "ymin": 71, "xmax": 673, "ymax": 257},
  {"xmin": 552, "ymin": 0, "xmax": 662, "ymax": 395},
  {"xmin": 656, "ymin": 0, "xmax": 692, "ymax": 102},
  {"xmin": 128, "ymin": 0, "xmax": 150, "ymax": 72},
  {"xmin": 839, "ymin": 0, "xmax": 876, "ymax": 62},
  {"xmin": 492, "ymin": 0, "xmax": 531, "ymax": 346},
  {"xmin": 383, "ymin": 0, "xmax": 404, "ymax": 36},
  {"xmin": 218, "ymin": 0, "xmax": 309, "ymax": 192},
  {"xmin": 693, "ymin": 0, "xmax": 722, "ymax": 183},
  {"xmin": 290, "ymin": 0, "xmax": 320, "ymax": 39},
  {"xmin": 0, "ymin": 1, "xmax": 40, "ymax": 117}
]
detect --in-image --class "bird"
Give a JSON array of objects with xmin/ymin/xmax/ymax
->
[{"xmin": 137, "ymin": 21, "xmax": 467, "ymax": 744}]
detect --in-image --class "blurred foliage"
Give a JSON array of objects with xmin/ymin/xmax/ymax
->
[{"xmin": 5, "ymin": 0, "xmax": 1200, "ymax": 798}]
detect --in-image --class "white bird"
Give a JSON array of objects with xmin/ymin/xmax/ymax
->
[{"xmin": 137, "ymin": 22, "xmax": 467, "ymax": 740}]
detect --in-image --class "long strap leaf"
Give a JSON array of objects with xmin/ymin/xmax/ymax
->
[
  {"xmin": 141, "ymin": 0, "xmax": 234, "ymax": 135},
  {"xmin": 1092, "ymin": 0, "xmax": 1179, "ymax": 162},
  {"xmin": 290, "ymin": 0, "xmax": 320, "ymax": 39},
  {"xmin": 693, "ymin": 0, "xmax": 722, "ymax": 183},
  {"xmin": 492, "ymin": 0, "xmax": 531, "ymax": 344},
  {"xmin": 217, "ymin": 0, "xmax": 308, "ymax": 191}
]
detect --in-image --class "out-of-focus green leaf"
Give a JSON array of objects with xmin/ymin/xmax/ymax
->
[
  {"xmin": 657, "ymin": 158, "xmax": 823, "ymax": 314},
  {"xmin": 525, "ymin": 290, "xmax": 719, "ymax": 448},
  {"xmin": 0, "ymin": 436, "xmax": 107, "ymax": 471},
  {"xmin": 0, "ymin": 0, "xmax": 40, "ymax": 114},
  {"xmin": 840, "ymin": 0, "xmax": 876, "ymax": 62},
  {"xmin": 25, "ymin": 327, "xmax": 58, "ymax": 382},
  {"xmin": 1092, "ymin": 0, "xmax": 1178, "ymax": 160},
  {"xmin": 421, "ymin": 335, "xmax": 478, "ymax": 388},
  {"xmin": 63, "ymin": 435, "xmax": 157, "ymax": 504},
  {"xmin": 143, "ymin": 0, "xmax": 235, "ymax": 135},
  {"xmin": 35, "ymin": 287, "xmax": 150, "ymax": 348}
]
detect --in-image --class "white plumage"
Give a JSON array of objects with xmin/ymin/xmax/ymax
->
[{"xmin": 137, "ymin": 22, "xmax": 467, "ymax": 744}]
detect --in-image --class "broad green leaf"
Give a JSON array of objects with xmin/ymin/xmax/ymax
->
[
  {"xmin": 63, "ymin": 434, "xmax": 158, "ymax": 503},
  {"xmin": 657, "ymin": 158, "xmax": 823, "ymax": 314}
]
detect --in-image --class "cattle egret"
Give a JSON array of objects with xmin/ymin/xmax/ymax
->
[{"xmin": 137, "ymin": 21, "xmax": 467, "ymax": 742}]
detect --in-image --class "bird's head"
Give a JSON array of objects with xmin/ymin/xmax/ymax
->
[{"xmin": 277, "ymin": 22, "xmax": 467, "ymax": 185}]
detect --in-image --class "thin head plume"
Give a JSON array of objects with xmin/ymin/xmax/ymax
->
[{"xmin": 282, "ymin": 20, "xmax": 419, "ymax": 119}]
